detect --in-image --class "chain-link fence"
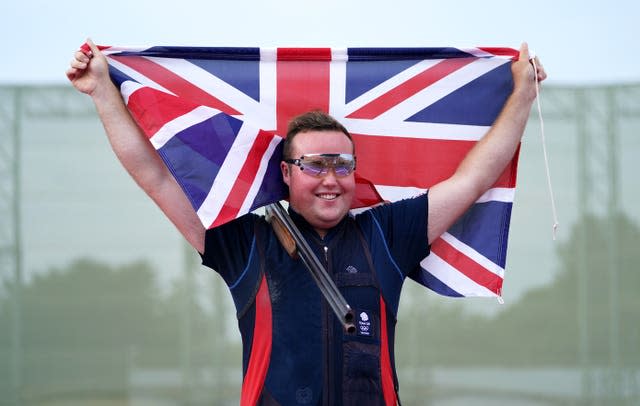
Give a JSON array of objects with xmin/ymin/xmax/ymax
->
[{"xmin": 1, "ymin": 84, "xmax": 639, "ymax": 405}]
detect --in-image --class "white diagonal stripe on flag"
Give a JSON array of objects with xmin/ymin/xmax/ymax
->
[
  {"xmin": 108, "ymin": 58, "xmax": 173, "ymax": 95},
  {"xmin": 196, "ymin": 121, "xmax": 261, "ymax": 227},
  {"xmin": 238, "ymin": 134, "xmax": 283, "ymax": 216},
  {"xmin": 420, "ymin": 252, "xmax": 497, "ymax": 297},
  {"xmin": 378, "ymin": 57, "xmax": 508, "ymax": 123},
  {"xmin": 341, "ymin": 59, "xmax": 442, "ymax": 114},
  {"xmin": 120, "ymin": 80, "xmax": 145, "ymax": 105},
  {"xmin": 149, "ymin": 105, "xmax": 221, "ymax": 149},
  {"xmin": 147, "ymin": 56, "xmax": 268, "ymax": 125}
]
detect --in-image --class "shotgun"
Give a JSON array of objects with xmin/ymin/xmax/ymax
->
[{"xmin": 265, "ymin": 202, "xmax": 356, "ymax": 333}]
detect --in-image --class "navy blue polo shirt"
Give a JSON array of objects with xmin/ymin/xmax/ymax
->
[{"xmin": 200, "ymin": 193, "xmax": 429, "ymax": 405}]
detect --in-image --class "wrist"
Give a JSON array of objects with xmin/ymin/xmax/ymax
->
[
  {"xmin": 510, "ymin": 84, "xmax": 537, "ymax": 106},
  {"xmin": 91, "ymin": 79, "xmax": 121, "ymax": 107}
]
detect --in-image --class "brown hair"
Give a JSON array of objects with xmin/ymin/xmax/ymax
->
[{"xmin": 283, "ymin": 110, "xmax": 354, "ymax": 159}]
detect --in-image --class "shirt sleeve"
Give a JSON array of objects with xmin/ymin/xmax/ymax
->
[
  {"xmin": 365, "ymin": 193, "xmax": 430, "ymax": 277},
  {"xmin": 199, "ymin": 213, "xmax": 259, "ymax": 287}
]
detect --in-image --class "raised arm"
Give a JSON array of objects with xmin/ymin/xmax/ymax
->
[
  {"xmin": 426, "ymin": 43, "xmax": 546, "ymax": 244},
  {"xmin": 67, "ymin": 40, "xmax": 206, "ymax": 253}
]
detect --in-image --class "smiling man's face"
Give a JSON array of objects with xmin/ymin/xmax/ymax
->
[{"xmin": 281, "ymin": 130, "xmax": 356, "ymax": 237}]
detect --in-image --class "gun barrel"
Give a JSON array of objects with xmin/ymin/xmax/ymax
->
[{"xmin": 266, "ymin": 203, "xmax": 355, "ymax": 333}]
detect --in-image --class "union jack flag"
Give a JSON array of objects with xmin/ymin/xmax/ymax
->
[{"xmin": 93, "ymin": 44, "xmax": 519, "ymax": 299}]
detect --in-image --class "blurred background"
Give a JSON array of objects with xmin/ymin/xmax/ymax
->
[{"xmin": 1, "ymin": 0, "xmax": 639, "ymax": 405}]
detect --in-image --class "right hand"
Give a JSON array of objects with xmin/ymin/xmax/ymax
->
[{"xmin": 65, "ymin": 39, "xmax": 110, "ymax": 96}]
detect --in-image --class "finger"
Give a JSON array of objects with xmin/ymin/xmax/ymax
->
[
  {"xmin": 533, "ymin": 56, "xmax": 543, "ymax": 71},
  {"xmin": 531, "ymin": 56, "xmax": 547, "ymax": 82},
  {"xmin": 66, "ymin": 67, "xmax": 78, "ymax": 81},
  {"xmin": 69, "ymin": 58, "xmax": 87, "ymax": 70},
  {"xmin": 519, "ymin": 42, "xmax": 530, "ymax": 62},
  {"xmin": 75, "ymin": 50, "xmax": 90, "ymax": 63},
  {"xmin": 86, "ymin": 38, "xmax": 101, "ymax": 56},
  {"xmin": 538, "ymin": 67, "xmax": 547, "ymax": 82},
  {"xmin": 77, "ymin": 44, "xmax": 92, "ymax": 58}
]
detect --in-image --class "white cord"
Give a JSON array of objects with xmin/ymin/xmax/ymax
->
[{"xmin": 531, "ymin": 58, "xmax": 559, "ymax": 240}]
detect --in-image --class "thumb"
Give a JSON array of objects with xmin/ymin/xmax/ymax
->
[
  {"xmin": 518, "ymin": 42, "xmax": 530, "ymax": 62},
  {"xmin": 86, "ymin": 38, "xmax": 101, "ymax": 56}
]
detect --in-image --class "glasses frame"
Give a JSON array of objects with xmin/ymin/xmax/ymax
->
[{"xmin": 284, "ymin": 153, "xmax": 356, "ymax": 178}]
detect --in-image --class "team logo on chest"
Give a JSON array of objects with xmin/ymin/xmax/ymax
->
[
  {"xmin": 345, "ymin": 265, "xmax": 358, "ymax": 274},
  {"xmin": 357, "ymin": 311, "xmax": 372, "ymax": 337}
]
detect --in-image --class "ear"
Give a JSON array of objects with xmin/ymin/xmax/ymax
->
[{"xmin": 281, "ymin": 161, "xmax": 291, "ymax": 186}]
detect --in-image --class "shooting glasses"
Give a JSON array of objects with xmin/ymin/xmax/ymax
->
[{"xmin": 284, "ymin": 153, "xmax": 356, "ymax": 177}]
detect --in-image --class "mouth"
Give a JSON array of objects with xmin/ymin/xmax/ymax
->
[{"xmin": 317, "ymin": 193, "xmax": 339, "ymax": 201}]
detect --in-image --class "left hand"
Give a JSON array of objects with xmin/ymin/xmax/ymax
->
[{"xmin": 512, "ymin": 42, "xmax": 547, "ymax": 101}]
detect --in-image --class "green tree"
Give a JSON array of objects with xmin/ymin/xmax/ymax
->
[
  {"xmin": 396, "ymin": 212, "xmax": 640, "ymax": 367},
  {"xmin": 494, "ymin": 212, "xmax": 640, "ymax": 366},
  {"xmin": 0, "ymin": 258, "xmax": 163, "ymax": 401}
]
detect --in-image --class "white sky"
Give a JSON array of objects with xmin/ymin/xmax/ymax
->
[{"xmin": 2, "ymin": 0, "xmax": 639, "ymax": 85}]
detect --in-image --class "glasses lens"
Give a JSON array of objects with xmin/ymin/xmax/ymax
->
[
  {"xmin": 300, "ymin": 159, "xmax": 327, "ymax": 176},
  {"xmin": 298, "ymin": 154, "xmax": 355, "ymax": 177},
  {"xmin": 333, "ymin": 157, "xmax": 354, "ymax": 176}
]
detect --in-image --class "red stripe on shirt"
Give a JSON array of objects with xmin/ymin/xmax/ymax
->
[
  {"xmin": 240, "ymin": 276, "xmax": 272, "ymax": 406},
  {"xmin": 379, "ymin": 297, "xmax": 397, "ymax": 406}
]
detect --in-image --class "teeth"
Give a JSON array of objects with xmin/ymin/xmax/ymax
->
[{"xmin": 318, "ymin": 193, "xmax": 338, "ymax": 200}]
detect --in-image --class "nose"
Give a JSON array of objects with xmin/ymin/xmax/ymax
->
[{"xmin": 321, "ymin": 168, "xmax": 339, "ymax": 185}]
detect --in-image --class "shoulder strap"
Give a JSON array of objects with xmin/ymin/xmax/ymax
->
[
  {"xmin": 352, "ymin": 218, "xmax": 400, "ymax": 324},
  {"xmin": 237, "ymin": 218, "xmax": 268, "ymax": 320}
]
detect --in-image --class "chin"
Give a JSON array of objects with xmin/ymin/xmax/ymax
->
[{"xmin": 318, "ymin": 209, "xmax": 349, "ymax": 226}]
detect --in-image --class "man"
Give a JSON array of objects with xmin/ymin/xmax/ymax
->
[{"xmin": 67, "ymin": 40, "xmax": 546, "ymax": 405}]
